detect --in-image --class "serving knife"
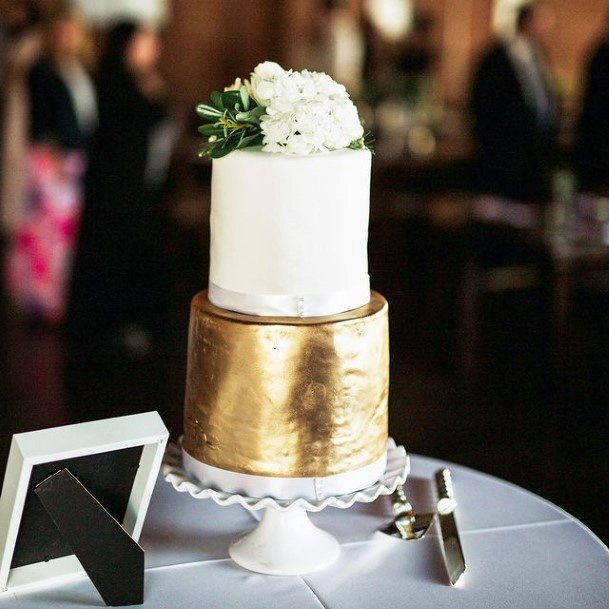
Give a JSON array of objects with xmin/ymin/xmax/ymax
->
[{"xmin": 434, "ymin": 468, "xmax": 466, "ymax": 585}]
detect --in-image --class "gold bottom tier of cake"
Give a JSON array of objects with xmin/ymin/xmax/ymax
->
[{"xmin": 183, "ymin": 291, "xmax": 389, "ymax": 479}]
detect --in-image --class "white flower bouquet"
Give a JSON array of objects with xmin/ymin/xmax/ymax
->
[{"xmin": 196, "ymin": 61, "xmax": 369, "ymax": 158}]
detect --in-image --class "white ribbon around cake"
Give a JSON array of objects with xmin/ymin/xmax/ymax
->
[{"xmin": 209, "ymin": 279, "xmax": 371, "ymax": 317}]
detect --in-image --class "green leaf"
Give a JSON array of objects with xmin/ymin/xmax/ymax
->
[
  {"xmin": 221, "ymin": 90, "xmax": 242, "ymax": 110},
  {"xmin": 196, "ymin": 103, "xmax": 222, "ymax": 118},
  {"xmin": 198, "ymin": 124, "xmax": 224, "ymax": 136},
  {"xmin": 238, "ymin": 132, "xmax": 264, "ymax": 148},
  {"xmin": 210, "ymin": 91, "xmax": 224, "ymax": 110},
  {"xmin": 209, "ymin": 147, "xmax": 230, "ymax": 158},
  {"xmin": 234, "ymin": 105, "xmax": 264, "ymax": 126},
  {"xmin": 224, "ymin": 109, "xmax": 240, "ymax": 123},
  {"xmin": 249, "ymin": 105, "xmax": 265, "ymax": 118},
  {"xmin": 239, "ymin": 86, "xmax": 250, "ymax": 111},
  {"xmin": 348, "ymin": 131, "xmax": 375, "ymax": 153},
  {"xmin": 235, "ymin": 111, "xmax": 250, "ymax": 121},
  {"xmin": 210, "ymin": 137, "xmax": 239, "ymax": 158}
]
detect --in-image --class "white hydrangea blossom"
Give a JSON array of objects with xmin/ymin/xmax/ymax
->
[{"xmin": 248, "ymin": 61, "xmax": 364, "ymax": 155}]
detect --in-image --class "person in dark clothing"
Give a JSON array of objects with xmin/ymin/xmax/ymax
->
[
  {"xmin": 28, "ymin": 9, "xmax": 97, "ymax": 149},
  {"xmin": 574, "ymin": 19, "xmax": 609, "ymax": 193},
  {"xmin": 67, "ymin": 22, "xmax": 171, "ymax": 353},
  {"xmin": 28, "ymin": 63, "xmax": 87, "ymax": 149},
  {"xmin": 471, "ymin": 4, "xmax": 558, "ymax": 204}
]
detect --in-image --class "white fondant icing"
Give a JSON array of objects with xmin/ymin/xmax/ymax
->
[
  {"xmin": 182, "ymin": 449, "xmax": 387, "ymax": 501},
  {"xmin": 210, "ymin": 148, "xmax": 372, "ymax": 317}
]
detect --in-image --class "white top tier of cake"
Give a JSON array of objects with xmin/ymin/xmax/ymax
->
[{"xmin": 209, "ymin": 147, "xmax": 372, "ymax": 317}]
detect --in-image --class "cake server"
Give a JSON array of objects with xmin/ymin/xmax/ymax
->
[
  {"xmin": 434, "ymin": 468, "xmax": 466, "ymax": 585},
  {"xmin": 381, "ymin": 485, "xmax": 435, "ymax": 541}
]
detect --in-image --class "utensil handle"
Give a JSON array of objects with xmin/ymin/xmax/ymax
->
[
  {"xmin": 396, "ymin": 484, "xmax": 408, "ymax": 504},
  {"xmin": 435, "ymin": 468, "xmax": 454, "ymax": 501},
  {"xmin": 435, "ymin": 468, "xmax": 458, "ymax": 514}
]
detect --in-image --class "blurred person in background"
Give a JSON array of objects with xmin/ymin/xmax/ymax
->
[
  {"xmin": 396, "ymin": 13, "xmax": 436, "ymax": 120},
  {"xmin": 4, "ymin": 5, "xmax": 96, "ymax": 324},
  {"xmin": 67, "ymin": 22, "xmax": 171, "ymax": 356},
  {"xmin": 574, "ymin": 14, "xmax": 609, "ymax": 194},
  {"xmin": 397, "ymin": 14, "xmax": 434, "ymax": 79},
  {"xmin": 0, "ymin": 1, "xmax": 42, "ymax": 238},
  {"xmin": 471, "ymin": 2, "xmax": 558, "ymax": 207}
]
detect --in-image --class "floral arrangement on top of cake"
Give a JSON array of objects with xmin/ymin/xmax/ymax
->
[{"xmin": 196, "ymin": 61, "xmax": 369, "ymax": 158}]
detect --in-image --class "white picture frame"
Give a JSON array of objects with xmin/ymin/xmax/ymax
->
[{"xmin": 0, "ymin": 411, "xmax": 168, "ymax": 596}]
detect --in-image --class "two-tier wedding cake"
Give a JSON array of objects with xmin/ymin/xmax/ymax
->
[{"xmin": 183, "ymin": 62, "xmax": 389, "ymax": 500}]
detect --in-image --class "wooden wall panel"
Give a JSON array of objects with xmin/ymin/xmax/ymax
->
[
  {"xmin": 162, "ymin": 0, "xmax": 289, "ymax": 111},
  {"xmin": 542, "ymin": 0, "xmax": 608, "ymax": 104},
  {"xmin": 160, "ymin": 0, "xmax": 609, "ymax": 113}
]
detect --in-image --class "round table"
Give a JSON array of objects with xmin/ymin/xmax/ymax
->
[{"xmin": 3, "ymin": 454, "xmax": 608, "ymax": 608}]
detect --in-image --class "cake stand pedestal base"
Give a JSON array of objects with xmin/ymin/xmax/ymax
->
[
  {"xmin": 163, "ymin": 439, "xmax": 409, "ymax": 576},
  {"xmin": 229, "ymin": 507, "xmax": 340, "ymax": 575}
]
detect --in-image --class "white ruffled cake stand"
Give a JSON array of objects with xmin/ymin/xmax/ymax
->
[{"xmin": 162, "ymin": 439, "xmax": 409, "ymax": 575}]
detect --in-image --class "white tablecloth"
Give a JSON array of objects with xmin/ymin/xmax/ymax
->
[{"xmin": 3, "ymin": 454, "xmax": 609, "ymax": 608}]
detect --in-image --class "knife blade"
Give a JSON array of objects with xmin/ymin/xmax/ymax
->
[{"xmin": 434, "ymin": 468, "xmax": 466, "ymax": 586}]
